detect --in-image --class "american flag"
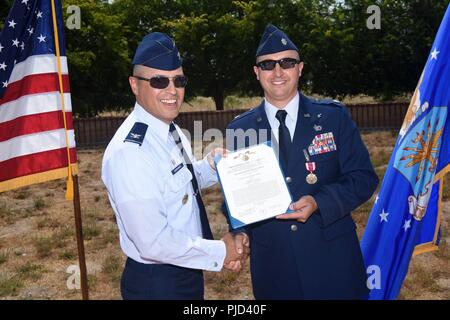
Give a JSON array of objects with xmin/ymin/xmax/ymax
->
[{"xmin": 0, "ymin": 0, "xmax": 77, "ymax": 193}]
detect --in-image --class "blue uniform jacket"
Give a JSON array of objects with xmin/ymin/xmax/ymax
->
[{"xmin": 226, "ymin": 93, "xmax": 379, "ymax": 299}]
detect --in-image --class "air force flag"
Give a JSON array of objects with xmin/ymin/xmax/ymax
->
[{"xmin": 361, "ymin": 5, "xmax": 450, "ymax": 300}]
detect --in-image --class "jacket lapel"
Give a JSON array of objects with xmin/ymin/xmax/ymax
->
[
  {"xmin": 287, "ymin": 94, "xmax": 316, "ymax": 173},
  {"xmin": 253, "ymin": 101, "xmax": 273, "ymax": 145}
]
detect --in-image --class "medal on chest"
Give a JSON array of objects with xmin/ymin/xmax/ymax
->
[
  {"xmin": 305, "ymin": 162, "xmax": 318, "ymax": 184},
  {"xmin": 303, "ymin": 149, "xmax": 318, "ymax": 184}
]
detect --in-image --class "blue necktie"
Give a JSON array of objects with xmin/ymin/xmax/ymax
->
[
  {"xmin": 169, "ymin": 123, "xmax": 214, "ymax": 240},
  {"xmin": 276, "ymin": 110, "xmax": 291, "ymax": 168}
]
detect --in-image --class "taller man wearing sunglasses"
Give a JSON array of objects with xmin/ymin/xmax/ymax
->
[
  {"xmin": 102, "ymin": 32, "xmax": 248, "ymax": 300},
  {"xmin": 226, "ymin": 24, "xmax": 378, "ymax": 299}
]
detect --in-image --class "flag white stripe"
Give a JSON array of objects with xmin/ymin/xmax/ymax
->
[
  {"xmin": 0, "ymin": 92, "xmax": 72, "ymax": 123},
  {"xmin": 8, "ymin": 54, "xmax": 68, "ymax": 83},
  {"xmin": 0, "ymin": 129, "xmax": 76, "ymax": 162}
]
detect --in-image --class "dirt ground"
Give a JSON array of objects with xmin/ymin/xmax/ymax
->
[{"xmin": 0, "ymin": 131, "xmax": 449, "ymax": 300}]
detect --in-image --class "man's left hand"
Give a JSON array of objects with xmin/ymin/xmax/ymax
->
[
  {"xmin": 276, "ymin": 195, "xmax": 318, "ymax": 223},
  {"xmin": 207, "ymin": 148, "xmax": 228, "ymax": 170}
]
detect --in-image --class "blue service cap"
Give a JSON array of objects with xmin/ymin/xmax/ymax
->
[
  {"xmin": 132, "ymin": 32, "xmax": 182, "ymax": 70},
  {"xmin": 256, "ymin": 24, "xmax": 299, "ymax": 57}
]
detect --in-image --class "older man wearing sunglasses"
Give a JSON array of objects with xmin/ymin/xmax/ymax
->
[
  {"xmin": 226, "ymin": 24, "xmax": 378, "ymax": 299},
  {"xmin": 102, "ymin": 32, "xmax": 248, "ymax": 300}
]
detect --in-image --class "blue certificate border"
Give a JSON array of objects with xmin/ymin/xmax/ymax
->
[{"xmin": 214, "ymin": 141, "xmax": 294, "ymax": 229}]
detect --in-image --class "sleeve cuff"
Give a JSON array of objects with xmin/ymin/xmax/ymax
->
[
  {"xmin": 200, "ymin": 238, "xmax": 226, "ymax": 272},
  {"xmin": 313, "ymin": 188, "xmax": 342, "ymax": 227}
]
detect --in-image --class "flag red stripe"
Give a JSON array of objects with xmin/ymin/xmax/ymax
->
[
  {"xmin": 0, "ymin": 147, "xmax": 77, "ymax": 181},
  {"xmin": 0, "ymin": 73, "xmax": 70, "ymax": 105},
  {"xmin": 0, "ymin": 111, "xmax": 74, "ymax": 143}
]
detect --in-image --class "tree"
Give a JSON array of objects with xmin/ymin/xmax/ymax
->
[
  {"xmin": 2, "ymin": 0, "xmax": 449, "ymax": 112},
  {"xmin": 62, "ymin": 0, "xmax": 131, "ymax": 117},
  {"xmin": 0, "ymin": 0, "xmax": 13, "ymax": 29},
  {"xmin": 113, "ymin": 0, "xmax": 294, "ymax": 110},
  {"xmin": 304, "ymin": 0, "xmax": 449, "ymax": 100},
  {"xmin": 159, "ymin": 1, "xmax": 254, "ymax": 110}
]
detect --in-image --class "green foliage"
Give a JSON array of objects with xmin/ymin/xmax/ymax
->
[
  {"xmin": 0, "ymin": 0, "xmax": 13, "ymax": 29},
  {"xmin": 33, "ymin": 237, "xmax": 54, "ymax": 258},
  {"xmin": 16, "ymin": 262, "xmax": 45, "ymax": 281},
  {"xmin": 82, "ymin": 222, "xmax": 100, "ymax": 240},
  {"xmin": 0, "ymin": 250, "xmax": 7, "ymax": 265},
  {"xmin": 102, "ymin": 255, "xmax": 122, "ymax": 284},
  {"xmin": 33, "ymin": 197, "xmax": 46, "ymax": 210},
  {"xmin": 0, "ymin": 273, "xmax": 23, "ymax": 297},
  {"xmin": 62, "ymin": 0, "xmax": 133, "ymax": 116},
  {"xmin": 1, "ymin": 0, "xmax": 449, "ymax": 111}
]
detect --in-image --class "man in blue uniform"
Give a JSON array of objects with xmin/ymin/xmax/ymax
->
[
  {"xmin": 102, "ymin": 32, "xmax": 248, "ymax": 300},
  {"xmin": 226, "ymin": 24, "xmax": 379, "ymax": 299}
]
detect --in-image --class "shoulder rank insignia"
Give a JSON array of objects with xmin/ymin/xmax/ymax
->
[
  {"xmin": 124, "ymin": 122, "xmax": 148, "ymax": 146},
  {"xmin": 233, "ymin": 108, "xmax": 254, "ymax": 120},
  {"xmin": 317, "ymin": 99, "xmax": 344, "ymax": 108}
]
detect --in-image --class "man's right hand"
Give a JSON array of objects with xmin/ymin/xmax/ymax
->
[{"xmin": 221, "ymin": 232, "xmax": 250, "ymax": 272}]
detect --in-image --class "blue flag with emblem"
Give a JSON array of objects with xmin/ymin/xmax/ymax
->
[{"xmin": 360, "ymin": 5, "xmax": 450, "ymax": 300}]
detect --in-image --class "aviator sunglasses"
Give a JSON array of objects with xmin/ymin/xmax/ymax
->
[
  {"xmin": 133, "ymin": 75, "xmax": 188, "ymax": 89},
  {"xmin": 256, "ymin": 58, "xmax": 301, "ymax": 71}
]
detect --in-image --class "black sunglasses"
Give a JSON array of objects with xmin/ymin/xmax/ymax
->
[
  {"xmin": 256, "ymin": 58, "xmax": 301, "ymax": 71},
  {"xmin": 133, "ymin": 75, "xmax": 188, "ymax": 89}
]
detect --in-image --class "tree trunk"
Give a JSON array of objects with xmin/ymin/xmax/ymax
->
[{"xmin": 213, "ymin": 90, "xmax": 224, "ymax": 111}]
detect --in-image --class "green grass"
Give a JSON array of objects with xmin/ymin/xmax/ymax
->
[
  {"xmin": 54, "ymin": 226, "xmax": 74, "ymax": 241},
  {"xmin": 0, "ymin": 273, "xmax": 23, "ymax": 297},
  {"xmin": 36, "ymin": 217, "xmax": 61, "ymax": 230},
  {"xmin": 90, "ymin": 227, "xmax": 118, "ymax": 250},
  {"xmin": 82, "ymin": 223, "xmax": 100, "ymax": 240},
  {"xmin": 370, "ymin": 147, "xmax": 394, "ymax": 168},
  {"xmin": 87, "ymin": 274, "xmax": 97, "ymax": 290},
  {"xmin": 0, "ymin": 199, "xmax": 14, "ymax": 221},
  {"xmin": 0, "ymin": 251, "xmax": 7, "ymax": 265},
  {"xmin": 101, "ymin": 228, "xmax": 117, "ymax": 244},
  {"xmin": 59, "ymin": 250, "xmax": 76, "ymax": 260},
  {"xmin": 33, "ymin": 237, "xmax": 53, "ymax": 258},
  {"xmin": 401, "ymin": 266, "xmax": 443, "ymax": 299},
  {"xmin": 14, "ymin": 189, "xmax": 31, "ymax": 200},
  {"xmin": 209, "ymin": 269, "xmax": 241, "ymax": 296},
  {"xmin": 433, "ymin": 239, "xmax": 449, "ymax": 259},
  {"xmin": 33, "ymin": 197, "xmax": 47, "ymax": 210},
  {"xmin": 102, "ymin": 256, "xmax": 122, "ymax": 284},
  {"xmin": 33, "ymin": 226, "xmax": 75, "ymax": 257},
  {"xmin": 16, "ymin": 262, "xmax": 45, "ymax": 281},
  {"xmin": 442, "ymin": 174, "xmax": 450, "ymax": 201}
]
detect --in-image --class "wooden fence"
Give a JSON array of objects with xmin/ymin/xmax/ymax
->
[{"xmin": 73, "ymin": 102, "xmax": 409, "ymax": 148}]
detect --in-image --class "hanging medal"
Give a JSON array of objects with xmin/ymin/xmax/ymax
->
[{"xmin": 303, "ymin": 149, "xmax": 318, "ymax": 184}]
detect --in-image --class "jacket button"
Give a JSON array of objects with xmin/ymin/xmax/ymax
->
[
  {"xmin": 291, "ymin": 224, "xmax": 298, "ymax": 232},
  {"xmin": 213, "ymin": 262, "xmax": 218, "ymax": 267},
  {"xmin": 286, "ymin": 176, "xmax": 292, "ymax": 183}
]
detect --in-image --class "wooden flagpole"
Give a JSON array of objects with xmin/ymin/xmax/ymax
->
[
  {"xmin": 72, "ymin": 175, "xmax": 89, "ymax": 300},
  {"xmin": 50, "ymin": 0, "xmax": 89, "ymax": 299}
]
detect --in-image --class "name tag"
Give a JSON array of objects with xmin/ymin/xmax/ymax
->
[{"xmin": 171, "ymin": 163, "xmax": 184, "ymax": 175}]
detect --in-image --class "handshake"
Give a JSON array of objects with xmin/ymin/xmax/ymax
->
[{"xmin": 221, "ymin": 232, "xmax": 250, "ymax": 272}]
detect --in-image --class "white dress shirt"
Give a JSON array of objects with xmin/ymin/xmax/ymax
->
[
  {"xmin": 264, "ymin": 92, "xmax": 299, "ymax": 142},
  {"xmin": 102, "ymin": 103, "xmax": 226, "ymax": 271}
]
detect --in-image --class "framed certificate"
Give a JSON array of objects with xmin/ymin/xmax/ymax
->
[{"xmin": 215, "ymin": 142, "xmax": 293, "ymax": 229}]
